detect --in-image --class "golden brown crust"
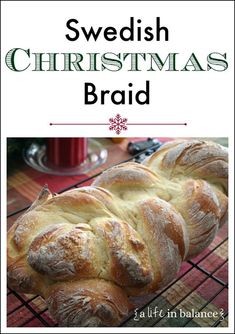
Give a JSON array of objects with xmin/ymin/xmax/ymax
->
[
  {"xmin": 7, "ymin": 256, "xmax": 45, "ymax": 295},
  {"xmin": 7, "ymin": 139, "xmax": 228, "ymax": 326},
  {"xmin": 144, "ymin": 139, "xmax": 228, "ymax": 193},
  {"xmin": 171, "ymin": 179, "xmax": 220, "ymax": 259},
  {"xmin": 44, "ymin": 279, "xmax": 133, "ymax": 327},
  {"xmin": 93, "ymin": 219, "xmax": 153, "ymax": 287},
  {"xmin": 135, "ymin": 198, "xmax": 188, "ymax": 294},
  {"xmin": 27, "ymin": 223, "xmax": 99, "ymax": 281}
]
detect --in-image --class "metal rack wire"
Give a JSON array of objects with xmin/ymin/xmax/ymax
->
[{"xmin": 7, "ymin": 146, "xmax": 228, "ymax": 328}]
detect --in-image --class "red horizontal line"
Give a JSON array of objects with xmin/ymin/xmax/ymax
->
[
  {"xmin": 50, "ymin": 123, "xmax": 187, "ymax": 126},
  {"xmin": 128, "ymin": 123, "xmax": 187, "ymax": 126},
  {"xmin": 50, "ymin": 123, "xmax": 109, "ymax": 125}
]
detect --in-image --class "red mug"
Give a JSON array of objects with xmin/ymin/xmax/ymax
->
[{"xmin": 47, "ymin": 138, "xmax": 88, "ymax": 168}]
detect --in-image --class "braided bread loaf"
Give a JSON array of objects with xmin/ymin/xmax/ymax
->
[{"xmin": 7, "ymin": 139, "xmax": 228, "ymax": 327}]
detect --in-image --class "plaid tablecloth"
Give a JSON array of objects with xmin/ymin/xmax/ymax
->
[{"xmin": 7, "ymin": 137, "xmax": 228, "ymax": 328}]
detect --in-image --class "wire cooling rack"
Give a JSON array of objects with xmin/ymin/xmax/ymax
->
[{"xmin": 7, "ymin": 147, "xmax": 228, "ymax": 328}]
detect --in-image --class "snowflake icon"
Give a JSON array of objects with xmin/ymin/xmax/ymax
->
[{"xmin": 109, "ymin": 114, "xmax": 128, "ymax": 135}]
